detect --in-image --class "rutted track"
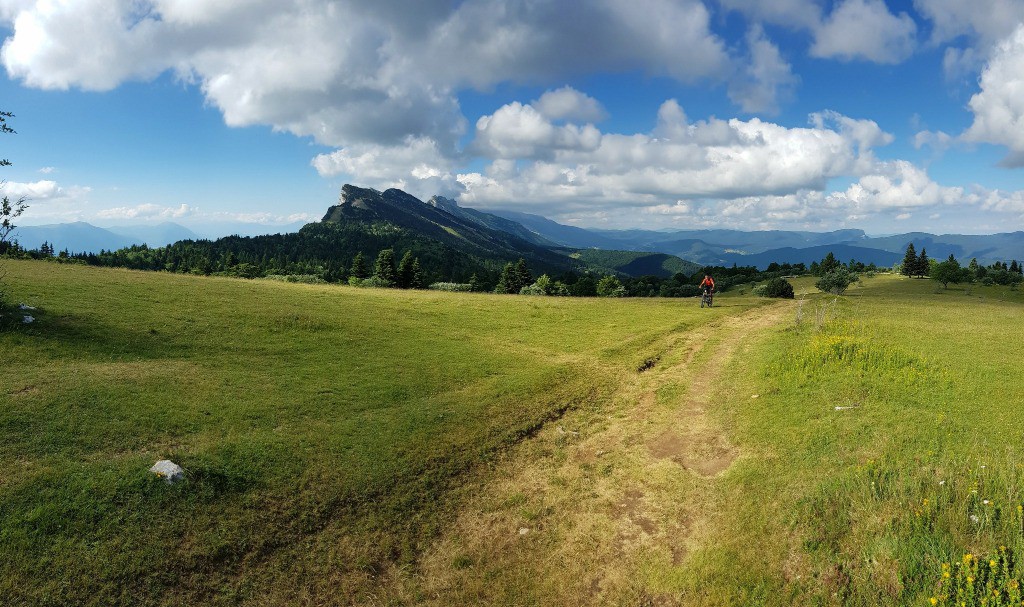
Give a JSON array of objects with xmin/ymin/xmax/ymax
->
[{"xmin": 392, "ymin": 301, "xmax": 791, "ymax": 606}]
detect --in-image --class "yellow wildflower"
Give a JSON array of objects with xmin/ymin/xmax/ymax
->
[{"xmin": 930, "ymin": 598, "xmax": 937, "ymax": 606}]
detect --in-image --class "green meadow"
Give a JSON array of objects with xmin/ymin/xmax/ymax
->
[{"xmin": 2, "ymin": 260, "xmax": 1024, "ymax": 606}]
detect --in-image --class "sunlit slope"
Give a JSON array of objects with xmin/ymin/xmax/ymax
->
[
  {"xmin": 393, "ymin": 274, "xmax": 1024, "ymax": 606},
  {"xmin": 0, "ymin": 260, "xmax": 758, "ymax": 606}
]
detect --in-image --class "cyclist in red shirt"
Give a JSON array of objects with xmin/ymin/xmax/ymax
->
[{"xmin": 699, "ymin": 274, "xmax": 715, "ymax": 295}]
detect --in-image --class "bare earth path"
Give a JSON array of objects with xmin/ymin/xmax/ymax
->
[{"xmin": 385, "ymin": 301, "xmax": 791, "ymax": 606}]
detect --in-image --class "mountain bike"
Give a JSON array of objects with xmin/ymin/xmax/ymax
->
[{"xmin": 700, "ymin": 289, "xmax": 713, "ymax": 308}]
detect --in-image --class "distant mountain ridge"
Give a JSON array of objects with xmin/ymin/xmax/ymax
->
[
  {"xmin": 322, "ymin": 185, "xmax": 577, "ymax": 274},
  {"xmin": 13, "ymin": 185, "xmax": 1023, "ymax": 272}
]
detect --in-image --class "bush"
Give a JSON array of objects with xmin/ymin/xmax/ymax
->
[
  {"xmin": 428, "ymin": 282, "xmax": 473, "ymax": 292},
  {"xmin": 265, "ymin": 274, "xmax": 326, "ymax": 284},
  {"xmin": 521, "ymin": 274, "xmax": 569, "ymax": 296},
  {"xmin": 756, "ymin": 277, "xmax": 795, "ymax": 299},
  {"xmin": 816, "ymin": 268, "xmax": 858, "ymax": 295},
  {"xmin": 360, "ymin": 275, "xmax": 394, "ymax": 288},
  {"xmin": 596, "ymin": 275, "xmax": 626, "ymax": 297}
]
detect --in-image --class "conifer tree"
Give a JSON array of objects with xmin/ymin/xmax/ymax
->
[
  {"xmin": 468, "ymin": 273, "xmax": 481, "ymax": 292},
  {"xmin": 350, "ymin": 252, "xmax": 369, "ymax": 279},
  {"xmin": 1011, "ymin": 260, "xmax": 1021, "ymax": 274},
  {"xmin": 494, "ymin": 262, "xmax": 514, "ymax": 294},
  {"xmin": 512, "ymin": 258, "xmax": 532, "ymax": 293},
  {"xmin": 820, "ymin": 251, "xmax": 840, "ymax": 274},
  {"xmin": 917, "ymin": 247, "xmax": 929, "ymax": 278},
  {"xmin": 410, "ymin": 258, "xmax": 425, "ymax": 289},
  {"xmin": 396, "ymin": 250, "xmax": 415, "ymax": 288},
  {"xmin": 968, "ymin": 257, "xmax": 980, "ymax": 279},
  {"xmin": 374, "ymin": 249, "xmax": 396, "ymax": 283},
  {"xmin": 901, "ymin": 243, "xmax": 917, "ymax": 277}
]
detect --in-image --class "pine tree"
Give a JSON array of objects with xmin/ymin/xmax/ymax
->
[
  {"xmin": 917, "ymin": 247, "xmax": 929, "ymax": 278},
  {"xmin": 494, "ymin": 262, "xmax": 514, "ymax": 294},
  {"xmin": 396, "ymin": 250, "xmax": 415, "ymax": 288},
  {"xmin": 468, "ymin": 273, "xmax": 481, "ymax": 292},
  {"xmin": 374, "ymin": 249, "xmax": 396, "ymax": 283},
  {"xmin": 901, "ymin": 243, "xmax": 917, "ymax": 277},
  {"xmin": 512, "ymin": 258, "xmax": 532, "ymax": 293},
  {"xmin": 968, "ymin": 257, "xmax": 980, "ymax": 279},
  {"xmin": 350, "ymin": 252, "xmax": 369, "ymax": 279},
  {"xmin": 1011, "ymin": 260, "xmax": 1021, "ymax": 274},
  {"xmin": 410, "ymin": 258, "xmax": 425, "ymax": 289},
  {"xmin": 820, "ymin": 251, "xmax": 840, "ymax": 274}
]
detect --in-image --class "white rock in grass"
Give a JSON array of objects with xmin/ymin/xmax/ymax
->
[
  {"xmin": 150, "ymin": 460, "xmax": 184, "ymax": 484},
  {"xmin": 22, "ymin": 315, "xmax": 34, "ymax": 324},
  {"xmin": 19, "ymin": 303, "xmax": 35, "ymax": 310}
]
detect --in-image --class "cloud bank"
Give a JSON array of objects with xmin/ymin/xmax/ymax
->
[{"xmin": 2, "ymin": 0, "xmax": 1024, "ymax": 231}]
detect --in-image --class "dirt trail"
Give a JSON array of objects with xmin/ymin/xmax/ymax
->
[{"xmin": 392, "ymin": 301, "xmax": 791, "ymax": 606}]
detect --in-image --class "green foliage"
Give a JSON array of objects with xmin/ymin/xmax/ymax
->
[
  {"xmin": 360, "ymin": 275, "xmax": 394, "ymax": 288},
  {"xmin": 396, "ymin": 250, "xmax": 415, "ymax": 288},
  {"xmin": 409, "ymin": 258, "xmax": 425, "ymax": 289},
  {"xmin": 427, "ymin": 282, "xmax": 473, "ymax": 292},
  {"xmin": 264, "ymin": 274, "xmax": 326, "ymax": 284},
  {"xmin": 931, "ymin": 254, "xmax": 969, "ymax": 288},
  {"xmin": 755, "ymin": 277, "xmax": 795, "ymax": 298},
  {"xmin": 917, "ymin": 247, "xmax": 931, "ymax": 278},
  {"xmin": 374, "ymin": 248, "xmax": 396, "ymax": 284},
  {"xmin": 570, "ymin": 275, "xmax": 597, "ymax": 297},
  {"xmin": 816, "ymin": 267, "xmax": 858, "ymax": 294},
  {"xmin": 494, "ymin": 258, "xmax": 532, "ymax": 294},
  {"xmin": 520, "ymin": 274, "xmax": 569, "ymax": 296},
  {"xmin": 820, "ymin": 251, "xmax": 840, "ymax": 274},
  {"xmin": 349, "ymin": 251, "xmax": 369, "ymax": 279},
  {"xmin": 596, "ymin": 275, "xmax": 626, "ymax": 297},
  {"xmin": 901, "ymin": 242, "xmax": 918, "ymax": 277}
]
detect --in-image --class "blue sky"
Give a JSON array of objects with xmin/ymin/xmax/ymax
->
[{"xmin": 2, "ymin": 0, "xmax": 1024, "ymax": 235}]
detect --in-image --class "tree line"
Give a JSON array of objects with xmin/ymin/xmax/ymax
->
[{"xmin": 900, "ymin": 243, "xmax": 1022, "ymax": 288}]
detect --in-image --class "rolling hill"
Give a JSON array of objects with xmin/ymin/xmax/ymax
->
[{"xmin": 572, "ymin": 249, "xmax": 702, "ymax": 278}]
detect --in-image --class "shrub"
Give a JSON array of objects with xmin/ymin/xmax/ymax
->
[
  {"xmin": 756, "ymin": 277, "xmax": 795, "ymax": 299},
  {"xmin": 265, "ymin": 274, "xmax": 325, "ymax": 284},
  {"xmin": 360, "ymin": 275, "xmax": 394, "ymax": 288},
  {"xmin": 428, "ymin": 282, "xmax": 473, "ymax": 292},
  {"xmin": 596, "ymin": 275, "xmax": 626, "ymax": 297},
  {"xmin": 816, "ymin": 268, "xmax": 858, "ymax": 295},
  {"xmin": 521, "ymin": 274, "xmax": 569, "ymax": 296}
]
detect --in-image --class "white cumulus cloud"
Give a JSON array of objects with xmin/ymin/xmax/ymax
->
[
  {"xmin": 811, "ymin": 0, "xmax": 917, "ymax": 64},
  {"xmin": 532, "ymin": 87, "xmax": 607, "ymax": 123},
  {"xmin": 963, "ymin": 24, "xmax": 1024, "ymax": 167},
  {"xmin": 0, "ymin": 179, "xmax": 63, "ymax": 199},
  {"xmin": 458, "ymin": 102, "xmax": 894, "ymax": 212}
]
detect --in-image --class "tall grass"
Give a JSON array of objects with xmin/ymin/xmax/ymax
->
[{"xmin": 679, "ymin": 274, "xmax": 1024, "ymax": 605}]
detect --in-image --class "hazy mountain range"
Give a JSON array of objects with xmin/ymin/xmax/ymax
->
[
  {"xmin": 10, "ymin": 221, "xmax": 307, "ymax": 254},
  {"xmin": 11, "ymin": 190, "xmax": 1024, "ymax": 271}
]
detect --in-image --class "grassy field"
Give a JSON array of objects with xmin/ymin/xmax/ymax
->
[
  {"xmin": 2, "ymin": 261, "xmax": 1023, "ymax": 606},
  {"xmin": 0, "ymin": 260, "xmax": 760, "ymax": 605}
]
